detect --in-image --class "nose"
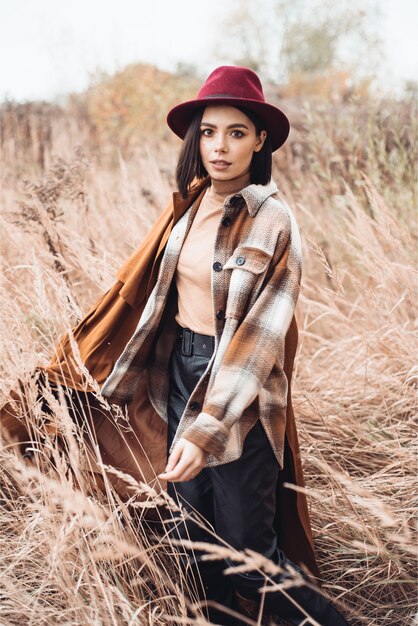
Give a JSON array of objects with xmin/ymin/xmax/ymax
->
[{"xmin": 214, "ymin": 132, "xmax": 227, "ymax": 154}]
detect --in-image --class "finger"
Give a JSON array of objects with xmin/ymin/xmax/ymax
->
[
  {"xmin": 177, "ymin": 465, "xmax": 202, "ymax": 482},
  {"xmin": 158, "ymin": 446, "xmax": 184, "ymax": 479},
  {"xmin": 159, "ymin": 464, "xmax": 191, "ymax": 481},
  {"xmin": 167, "ymin": 462, "xmax": 203, "ymax": 483},
  {"xmin": 165, "ymin": 442, "xmax": 184, "ymax": 472},
  {"xmin": 160, "ymin": 459, "xmax": 193, "ymax": 482}
]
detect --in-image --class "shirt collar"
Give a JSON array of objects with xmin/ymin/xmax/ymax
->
[{"xmin": 237, "ymin": 180, "xmax": 279, "ymax": 217}]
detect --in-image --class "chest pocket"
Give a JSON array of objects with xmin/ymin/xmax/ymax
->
[{"xmin": 222, "ymin": 245, "xmax": 273, "ymax": 320}]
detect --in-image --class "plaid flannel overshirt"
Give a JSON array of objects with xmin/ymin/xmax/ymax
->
[{"xmin": 101, "ymin": 179, "xmax": 302, "ymax": 469}]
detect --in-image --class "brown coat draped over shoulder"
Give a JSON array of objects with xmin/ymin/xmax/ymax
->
[{"xmin": 1, "ymin": 177, "xmax": 320, "ymax": 581}]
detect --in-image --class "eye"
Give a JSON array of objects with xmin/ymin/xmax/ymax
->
[
  {"xmin": 231, "ymin": 130, "xmax": 244, "ymax": 138},
  {"xmin": 200, "ymin": 128, "xmax": 213, "ymax": 136}
]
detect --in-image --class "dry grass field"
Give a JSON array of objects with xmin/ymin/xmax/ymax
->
[{"xmin": 0, "ymin": 73, "xmax": 417, "ymax": 626}]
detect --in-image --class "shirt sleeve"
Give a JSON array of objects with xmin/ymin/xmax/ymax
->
[{"xmin": 180, "ymin": 213, "xmax": 302, "ymax": 459}]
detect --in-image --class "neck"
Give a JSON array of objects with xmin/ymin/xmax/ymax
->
[{"xmin": 207, "ymin": 171, "xmax": 251, "ymax": 200}]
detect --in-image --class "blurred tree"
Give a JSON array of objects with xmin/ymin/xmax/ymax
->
[
  {"xmin": 219, "ymin": 0, "xmax": 267, "ymax": 72},
  {"xmin": 175, "ymin": 62, "xmax": 201, "ymax": 80},
  {"xmin": 276, "ymin": 0, "xmax": 382, "ymax": 78},
  {"xmin": 79, "ymin": 63, "xmax": 199, "ymax": 153},
  {"xmin": 218, "ymin": 0, "xmax": 383, "ymax": 91},
  {"xmin": 403, "ymin": 80, "xmax": 418, "ymax": 101}
]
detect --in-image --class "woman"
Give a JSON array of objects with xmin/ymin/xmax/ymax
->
[
  {"xmin": 2, "ymin": 66, "xmax": 350, "ymax": 625},
  {"xmin": 98, "ymin": 65, "xmax": 349, "ymax": 625}
]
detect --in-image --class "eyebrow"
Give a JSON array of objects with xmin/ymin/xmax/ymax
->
[{"xmin": 200, "ymin": 122, "xmax": 249, "ymax": 129}]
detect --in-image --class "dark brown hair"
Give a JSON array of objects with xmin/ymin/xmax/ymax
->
[{"xmin": 175, "ymin": 105, "xmax": 272, "ymax": 198}]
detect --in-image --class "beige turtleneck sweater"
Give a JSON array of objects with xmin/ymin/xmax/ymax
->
[{"xmin": 175, "ymin": 184, "xmax": 233, "ymax": 336}]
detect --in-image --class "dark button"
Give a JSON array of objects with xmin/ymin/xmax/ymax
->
[
  {"xmin": 213, "ymin": 261, "xmax": 223, "ymax": 272},
  {"xmin": 221, "ymin": 216, "xmax": 232, "ymax": 227},
  {"xmin": 229, "ymin": 195, "xmax": 241, "ymax": 207},
  {"xmin": 236, "ymin": 256, "xmax": 246, "ymax": 266},
  {"xmin": 216, "ymin": 309, "xmax": 224, "ymax": 320},
  {"xmin": 189, "ymin": 401, "xmax": 200, "ymax": 411}
]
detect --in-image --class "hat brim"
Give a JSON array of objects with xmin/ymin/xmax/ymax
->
[{"xmin": 166, "ymin": 97, "xmax": 290, "ymax": 152}]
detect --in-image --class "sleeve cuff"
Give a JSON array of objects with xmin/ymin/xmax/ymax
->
[{"xmin": 180, "ymin": 412, "xmax": 230, "ymax": 459}]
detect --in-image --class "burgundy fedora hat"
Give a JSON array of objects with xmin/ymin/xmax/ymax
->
[{"xmin": 166, "ymin": 65, "xmax": 290, "ymax": 152}]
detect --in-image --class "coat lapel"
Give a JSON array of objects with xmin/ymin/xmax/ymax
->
[{"xmin": 118, "ymin": 177, "xmax": 211, "ymax": 308}]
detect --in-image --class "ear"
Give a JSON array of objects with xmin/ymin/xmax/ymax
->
[{"xmin": 254, "ymin": 130, "xmax": 267, "ymax": 152}]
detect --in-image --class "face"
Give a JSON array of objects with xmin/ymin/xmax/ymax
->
[{"xmin": 199, "ymin": 105, "xmax": 267, "ymax": 182}]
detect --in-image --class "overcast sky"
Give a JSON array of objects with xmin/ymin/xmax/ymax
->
[{"xmin": 0, "ymin": 0, "xmax": 417, "ymax": 102}]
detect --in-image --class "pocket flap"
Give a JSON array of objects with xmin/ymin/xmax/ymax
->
[{"xmin": 223, "ymin": 246, "xmax": 272, "ymax": 274}]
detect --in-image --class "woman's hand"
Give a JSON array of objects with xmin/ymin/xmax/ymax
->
[{"xmin": 158, "ymin": 438, "xmax": 208, "ymax": 482}]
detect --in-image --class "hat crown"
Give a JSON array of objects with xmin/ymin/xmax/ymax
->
[
  {"xmin": 166, "ymin": 64, "xmax": 290, "ymax": 151},
  {"xmin": 197, "ymin": 65, "xmax": 266, "ymax": 103}
]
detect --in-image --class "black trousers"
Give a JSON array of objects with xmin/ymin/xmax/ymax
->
[
  {"xmin": 166, "ymin": 330, "xmax": 280, "ymax": 564},
  {"xmin": 166, "ymin": 328, "xmax": 285, "ymax": 624},
  {"xmin": 165, "ymin": 326, "xmax": 351, "ymax": 626}
]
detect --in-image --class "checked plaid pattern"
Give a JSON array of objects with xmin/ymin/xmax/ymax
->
[{"xmin": 101, "ymin": 179, "xmax": 302, "ymax": 469}]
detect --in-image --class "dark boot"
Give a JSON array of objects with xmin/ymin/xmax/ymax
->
[{"xmin": 226, "ymin": 548, "xmax": 351, "ymax": 626}]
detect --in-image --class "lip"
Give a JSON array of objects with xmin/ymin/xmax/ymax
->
[{"xmin": 210, "ymin": 160, "xmax": 232, "ymax": 170}]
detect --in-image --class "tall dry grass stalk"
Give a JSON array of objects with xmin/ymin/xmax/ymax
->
[{"xmin": 0, "ymin": 90, "xmax": 417, "ymax": 625}]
